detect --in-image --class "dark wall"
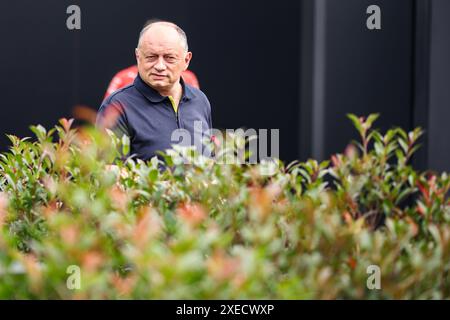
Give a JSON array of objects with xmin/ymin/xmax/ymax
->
[
  {"xmin": 428, "ymin": 0, "xmax": 450, "ymax": 172},
  {"xmin": 300, "ymin": 0, "xmax": 449, "ymax": 172},
  {"xmin": 323, "ymin": 0, "xmax": 414, "ymax": 157},
  {"xmin": 0, "ymin": 0, "xmax": 300, "ymax": 162},
  {"xmin": 0, "ymin": 0, "xmax": 78, "ymax": 144},
  {"xmin": 301, "ymin": 0, "xmax": 414, "ymax": 161}
]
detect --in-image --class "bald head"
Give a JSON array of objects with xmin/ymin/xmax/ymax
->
[{"xmin": 137, "ymin": 21, "xmax": 188, "ymax": 52}]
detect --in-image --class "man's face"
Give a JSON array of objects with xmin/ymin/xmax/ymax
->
[{"xmin": 135, "ymin": 24, "xmax": 192, "ymax": 93}]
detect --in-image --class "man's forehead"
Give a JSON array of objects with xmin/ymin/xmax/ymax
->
[
  {"xmin": 140, "ymin": 41, "xmax": 181, "ymax": 54},
  {"xmin": 141, "ymin": 24, "xmax": 183, "ymax": 45}
]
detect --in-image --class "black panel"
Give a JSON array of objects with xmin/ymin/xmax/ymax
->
[
  {"xmin": 322, "ymin": 0, "xmax": 414, "ymax": 159},
  {"xmin": 0, "ymin": 0, "xmax": 78, "ymax": 147},
  {"xmin": 428, "ymin": 0, "xmax": 450, "ymax": 172}
]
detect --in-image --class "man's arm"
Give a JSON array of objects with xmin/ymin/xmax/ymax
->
[
  {"xmin": 204, "ymin": 95, "xmax": 213, "ymax": 130},
  {"xmin": 96, "ymin": 101, "xmax": 130, "ymax": 139}
]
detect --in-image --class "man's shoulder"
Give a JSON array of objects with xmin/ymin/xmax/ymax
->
[
  {"xmin": 186, "ymin": 85, "xmax": 210, "ymax": 106},
  {"xmin": 101, "ymin": 83, "xmax": 138, "ymax": 108}
]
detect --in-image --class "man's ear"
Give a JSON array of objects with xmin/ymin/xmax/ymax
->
[
  {"xmin": 184, "ymin": 52, "xmax": 192, "ymax": 71},
  {"xmin": 135, "ymin": 48, "xmax": 140, "ymax": 61}
]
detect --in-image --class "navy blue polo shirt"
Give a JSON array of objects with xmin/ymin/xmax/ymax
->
[{"xmin": 96, "ymin": 74, "xmax": 212, "ymax": 160}]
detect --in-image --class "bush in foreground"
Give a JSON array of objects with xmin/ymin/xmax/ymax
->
[{"xmin": 0, "ymin": 115, "xmax": 449, "ymax": 299}]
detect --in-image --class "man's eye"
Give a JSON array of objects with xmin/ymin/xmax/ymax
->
[
  {"xmin": 146, "ymin": 56, "xmax": 157, "ymax": 61},
  {"xmin": 165, "ymin": 56, "xmax": 176, "ymax": 62}
]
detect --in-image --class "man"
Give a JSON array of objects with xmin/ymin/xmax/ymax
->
[{"xmin": 96, "ymin": 20, "xmax": 212, "ymax": 161}]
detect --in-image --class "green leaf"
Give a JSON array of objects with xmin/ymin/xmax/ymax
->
[
  {"xmin": 384, "ymin": 129, "xmax": 396, "ymax": 144},
  {"xmin": 347, "ymin": 114, "xmax": 363, "ymax": 136},
  {"xmin": 374, "ymin": 142, "xmax": 384, "ymax": 156},
  {"xmin": 366, "ymin": 113, "xmax": 380, "ymax": 128},
  {"xmin": 148, "ymin": 169, "xmax": 158, "ymax": 182},
  {"xmin": 30, "ymin": 125, "xmax": 47, "ymax": 142},
  {"xmin": 398, "ymin": 139, "xmax": 409, "ymax": 154},
  {"xmin": 121, "ymin": 135, "xmax": 130, "ymax": 156}
]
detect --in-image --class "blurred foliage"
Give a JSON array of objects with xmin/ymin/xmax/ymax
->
[{"xmin": 0, "ymin": 115, "xmax": 449, "ymax": 299}]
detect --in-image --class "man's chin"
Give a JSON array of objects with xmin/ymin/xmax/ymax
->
[{"xmin": 147, "ymin": 80, "xmax": 168, "ymax": 90}]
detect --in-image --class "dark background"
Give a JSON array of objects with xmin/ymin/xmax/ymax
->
[{"xmin": 0, "ymin": 0, "xmax": 448, "ymax": 171}]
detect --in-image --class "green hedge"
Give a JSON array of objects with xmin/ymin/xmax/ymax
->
[{"xmin": 0, "ymin": 115, "xmax": 449, "ymax": 299}]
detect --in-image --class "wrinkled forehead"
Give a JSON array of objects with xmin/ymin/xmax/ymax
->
[{"xmin": 139, "ymin": 25, "xmax": 185, "ymax": 53}]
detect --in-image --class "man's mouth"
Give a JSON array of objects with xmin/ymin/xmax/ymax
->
[{"xmin": 151, "ymin": 74, "xmax": 167, "ymax": 79}]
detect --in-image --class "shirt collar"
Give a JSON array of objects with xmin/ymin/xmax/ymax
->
[{"xmin": 134, "ymin": 73, "xmax": 195, "ymax": 103}]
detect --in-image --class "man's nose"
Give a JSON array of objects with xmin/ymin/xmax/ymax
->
[{"xmin": 154, "ymin": 57, "xmax": 167, "ymax": 71}]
